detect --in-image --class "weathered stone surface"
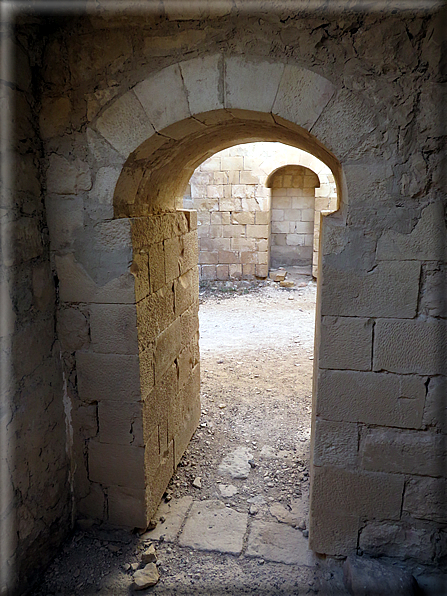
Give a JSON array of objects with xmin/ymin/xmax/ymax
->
[
  {"xmin": 319, "ymin": 316, "xmax": 373, "ymax": 371},
  {"xmin": 343, "ymin": 554, "xmax": 419, "ymax": 596},
  {"xmin": 134, "ymin": 64, "xmax": 190, "ymax": 132},
  {"xmin": 98, "ymin": 401, "xmax": 143, "ymax": 447},
  {"xmin": 96, "ymin": 90, "xmax": 155, "ymax": 158},
  {"xmin": 312, "ymin": 418, "xmax": 358, "ymax": 467},
  {"xmin": 45, "ymin": 195, "xmax": 84, "ymax": 249},
  {"xmin": 218, "ymin": 446, "xmax": 253, "ymax": 479},
  {"xmin": 77, "ymin": 352, "xmax": 141, "ymax": 403},
  {"xmin": 422, "ymin": 376, "xmax": 447, "ymax": 434},
  {"xmin": 39, "ymin": 97, "xmax": 71, "ymax": 139},
  {"xmin": 373, "ymin": 318, "xmax": 447, "ymax": 375},
  {"xmin": 89, "ymin": 303, "xmax": 138, "ymax": 355},
  {"xmin": 108, "ymin": 485, "xmax": 147, "ymax": 529},
  {"xmin": 360, "ymin": 428, "xmax": 447, "ymax": 477},
  {"xmin": 311, "ymin": 466, "xmax": 404, "ymax": 521},
  {"xmin": 246, "ymin": 520, "xmax": 314, "ymax": 565},
  {"xmin": 46, "ymin": 155, "xmax": 91, "ymax": 195},
  {"xmin": 316, "ymin": 370, "xmax": 426, "ymax": 429},
  {"xmin": 225, "ymin": 56, "xmax": 285, "ymax": 113},
  {"xmin": 132, "ymin": 563, "xmax": 159, "ymax": 590},
  {"xmin": 179, "ymin": 500, "xmax": 247, "ymax": 554},
  {"xmin": 143, "ymin": 496, "xmax": 193, "ymax": 542},
  {"xmin": 180, "ymin": 54, "xmax": 223, "ymax": 115},
  {"xmin": 55, "ymin": 253, "xmax": 135, "ymax": 304},
  {"xmin": 88, "ymin": 441, "xmax": 145, "ymax": 489},
  {"xmin": 269, "ymin": 500, "xmax": 306, "ymax": 528},
  {"xmin": 377, "ymin": 202, "xmax": 447, "ymax": 262},
  {"xmin": 273, "ymin": 65, "xmax": 335, "ymax": 131},
  {"xmin": 218, "ymin": 484, "xmax": 238, "ymax": 498},
  {"xmin": 311, "ymin": 88, "xmax": 376, "ymax": 159},
  {"xmin": 403, "ymin": 477, "xmax": 447, "ymax": 524},
  {"xmin": 358, "ymin": 521, "xmax": 436, "ymax": 564},
  {"xmin": 57, "ymin": 306, "xmax": 89, "ymax": 352},
  {"xmin": 320, "ymin": 261, "xmax": 420, "ymax": 319},
  {"xmin": 419, "ymin": 263, "xmax": 447, "ymax": 318}
]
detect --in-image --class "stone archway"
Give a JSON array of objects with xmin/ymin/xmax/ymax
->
[{"xmin": 52, "ymin": 54, "xmax": 420, "ymax": 558}]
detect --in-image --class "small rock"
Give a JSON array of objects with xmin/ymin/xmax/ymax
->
[
  {"xmin": 146, "ymin": 519, "xmax": 157, "ymax": 531},
  {"xmin": 343, "ymin": 555, "xmax": 419, "ymax": 596},
  {"xmin": 132, "ymin": 563, "xmax": 160, "ymax": 590},
  {"xmin": 192, "ymin": 477, "xmax": 202, "ymax": 488},
  {"xmin": 249, "ymin": 504, "xmax": 259, "ymax": 515},
  {"xmin": 141, "ymin": 544, "xmax": 157, "ymax": 564},
  {"xmin": 159, "ymin": 516, "xmax": 166, "ymax": 524},
  {"xmin": 218, "ymin": 403, "xmax": 227, "ymax": 409},
  {"xmin": 219, "ymin": 484, "xmax": 238, "ymax": 497},
  {"xmin": 107, "ymin": 544, "xmax": 120, "ymax": 553},
  {"xmin": 123, "ymin": 563, "xmax": 131, "ymax": 571},
  {"xmin": 302, "ymin": 530, "xmax": 309, "ymax": 538},
  {"xmin": 131, "ymin": 562, "xmax": 139, "ymax": 571},
  {"xmin": 280, "ymin": 280, "xmax": 294, "ymax": 287},
  {"xmin": 248, "ymin": 459, "xmax": 256, "ymax": 468}
]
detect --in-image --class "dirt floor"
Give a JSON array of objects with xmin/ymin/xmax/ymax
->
[{"xmin": 30, "ymin": 269, "xmax": 446, "ymax": 595}]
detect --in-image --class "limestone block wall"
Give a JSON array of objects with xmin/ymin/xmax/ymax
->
[
  {"xmin": 131, "ymin": 210, "xmax": 200, "ymax": 518},
  {"xmin": 184, "ymin": 145, "xmax": 271, "ymax": 280},
  {"xmin": 269, "ymin": 166, "xmax": 320, "ymax": 268},
  {"xmin": 310, "ymin": 201, "xmax": 447, "ymax": 562},
  {"xmin": 1, "ymin": 31, "xmax": 71, "ymax": 595},
  {"xmin": 53, "ymin": 210, "xmax": 200, "ymax": 531},
  {"xmin": 185, "ymin": 143, "xmax": 336, "ymax": 280}
]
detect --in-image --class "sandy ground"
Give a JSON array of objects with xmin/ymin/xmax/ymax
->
[{"xmin": 30, "ymin": 271, "xmax": 445, "ymax": 595}]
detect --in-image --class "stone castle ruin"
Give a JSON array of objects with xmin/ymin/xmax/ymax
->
[{"xmin": 1, "ymin": 2, "xmax": 446, "ymax": 594}]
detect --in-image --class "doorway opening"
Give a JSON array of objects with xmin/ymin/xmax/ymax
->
[{"xmin": 137, "ymin": 138, "xmax": 338, "ymax": 566}]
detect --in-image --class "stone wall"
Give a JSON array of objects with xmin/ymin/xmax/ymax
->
[
  {"xmin": 0, "ymin": 28, "xmax": 71, "ymax": 595},
  {"xmin": 269, "ymin": 165, "xmax": 320, "ymax": 269},
  {"xmin": 185, "ymin": 143, "xmax": 336, "ymax": 280},
  {"xmin": 5, "ymin": 4, "xmax": 447, "ymax": 593}
]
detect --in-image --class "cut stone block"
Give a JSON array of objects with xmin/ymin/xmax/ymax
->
[
  {"xmin": 246, "ymin": 520, "xmax": 314, "ymax": 565},
  {"xmin": 273, "ymin": 64, "xmax": 335, "ymax": 130},
  {"xmin": 319, "ymin": 316, "xmax": 373, "ymax": 371},
  {"xmin": 225, "ymin": 56, "xmax": 285, "ymax": 113},
  {"xmin": 360, "ymin": 428, "xmax": 447, "ymax": 477},
  {"xmin": 320, "ymin": 261, "xmax": 420, "ymax": 319},
  {"xmin": 142, "ymin": 496, "xmax": 193, "ymax": 542},
  {"xmin": 134, "ymin": 64, "xmax": 190, "ymax": 132},
  {"xmin": 96, "ymin": 90, "xmax": 155, "ymax": 158},
  {"xmin": 373, "ymin": 318, "xmax": 447, "ymax": 376},
  {"xmin": 316, "ymin": 370, "xmax": 426, "ymax": 429},
  {"xmin": 180, "ymin": 55, "xmax": 224, "ymax": 115},
  {"xmin": 179, "ymin": 500, "xmax": 247, "ymax": 554},
  {"xmin": 343, "ymin": 555, "xmax": 419, "ymax": 596}
]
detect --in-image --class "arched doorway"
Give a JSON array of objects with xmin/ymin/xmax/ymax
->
[{"xmin": 55, "ymin": 54, "xmax": 392, "ymax": 558}]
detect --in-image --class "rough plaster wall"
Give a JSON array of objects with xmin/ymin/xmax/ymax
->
[
  {"xmin": 26, "ymin": 1, "xmax": 447, "ymax": 577},
  {"xmin": 0, "ymin": 30, "xmax": 70, "ymax": 595}
]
